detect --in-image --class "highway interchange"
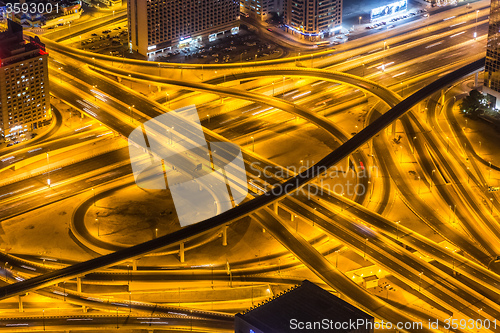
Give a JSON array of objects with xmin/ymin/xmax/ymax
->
[{"xmin": 0, "ymin": 0, "xmax": 499, "ymax": 331}]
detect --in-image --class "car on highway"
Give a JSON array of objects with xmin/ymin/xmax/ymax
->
[{"xmin": 267, "ymin": 28, "xmax": 272, "ymax": 32}]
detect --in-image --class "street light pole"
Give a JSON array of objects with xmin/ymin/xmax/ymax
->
[
  {"xmin": 46, "ymin": 152, "xmax": 50, "ymax": 187},
  {"xmin": 129, "ymin": 105, "xmax": 134, "ymax": 123},
  {"xmin": 474, "ymin": 10, "xmax": 479, "ymax": 39},
  {"xmin": 363, "ymin": 238, "xmax": 368, "ymax": 259},
  {"xmin": 282, "ymin": 76, "xmax": 285, "ymax": 99}
]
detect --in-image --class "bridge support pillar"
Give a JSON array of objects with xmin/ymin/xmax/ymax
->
[
  {"xmin": 77, "ymin": 277, "xmax": 82, "ymax": 293},
  {"xmin": 133, "ymin": 259, "xmax": 137, "ymax": 271},
  {"xmin": 475, "ymin": 72, "xmax": 479, "ymax": 87},
  {"xmin": 18, "ymin": 295, "xmax": 23, "ymax": 312},
  {"xmin": 391, "ymin": 122, "xmax": 397, "ymax": 139},
  {"xmin": 222, "ymin": 226, "xmax": 228, "ymax": 246},
  {"xmin": 179, "ymin": 242, "xmax": 185, "ymax": 263},
  {"xmin": 274, "ymin": 203, "xmax": 278, "ymax": 215},
  {"xmin": 82, "ymin": 305, "xmax": 87, "ymax": 313},
  {"xmin": 291, "ymin": 214, "xmax": 295, "ymax": 222},
  {"xmin": 344, "ymin": 157, "xmax": 351, "ymax": 173}
]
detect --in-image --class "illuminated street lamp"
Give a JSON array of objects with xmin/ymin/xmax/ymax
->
[
  {"xmin": 129, "ymin": 105, "xmax": 135, "ymax": 123},
  {"xmin": 92, "ymin": 57, "xmax": 95, "ymax": 70},
  {"xmin": 358, "ymin": 16, "xmax": 362, "ymax": 25},
  {"xmin": 474, "ymin": 10, "xmax": 479, "ymax": 39},
  {"xmin": 46, "ymin": 152, "xmax": 50, "ymax": 187}
]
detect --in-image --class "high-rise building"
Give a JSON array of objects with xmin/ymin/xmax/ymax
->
[
  {"xmin": 240, "ymin": 0, "xmax": 283, "ymax": 20},
  {"xmin": 484, "ymin": 0, "xmax": 500, "ymax": 107},
  {"xmin": 283, "ymin": 0, "xmax": 342, "ymax": 40},
  {"xmin": 0, "ymin": 20, "xmax": 50, "ymax": 140},
  {"xmin": 128, "ymin": 0, "xmax": 240, "ymax": 57}
]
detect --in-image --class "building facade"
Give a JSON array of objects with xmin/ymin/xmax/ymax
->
[
  {"xmin": 128, "ymin": 0, "xmax": 240, "ymax": 57},
  {"xmin": 284, "ymin": 0, "xmax": 342, "ymax": 40},
  {"xmin": 0, "ymin": 20, "xmax": 51, "ymax": 140},
  {"xmin": 484, "ymin": 0, "xmax": 500, "ymax": 107},
  {"xmin": 240, "ymin": 0, "xmax": 282, "ymax": 21}
]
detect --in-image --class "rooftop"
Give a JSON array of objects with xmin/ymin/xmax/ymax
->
[{"xmin": 236, "ymin": 280, "xmax": 373, "ymax": 333}]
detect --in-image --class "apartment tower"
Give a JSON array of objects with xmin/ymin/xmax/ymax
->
[
  {"xmin": 284, "ymin": 0, "xmax": 342, "ymax": 40},
  {"xmin": 128, "ymin": 0, "xmax": 240, "ymax": 56},
  {"xmin": 0, "ymin": 20, "xmax": 51, "ymax": 140}
]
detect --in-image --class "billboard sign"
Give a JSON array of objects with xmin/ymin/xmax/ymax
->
[{"xmin": 370, "ymin": 0, "xmax": 407, "ymax": 21}]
